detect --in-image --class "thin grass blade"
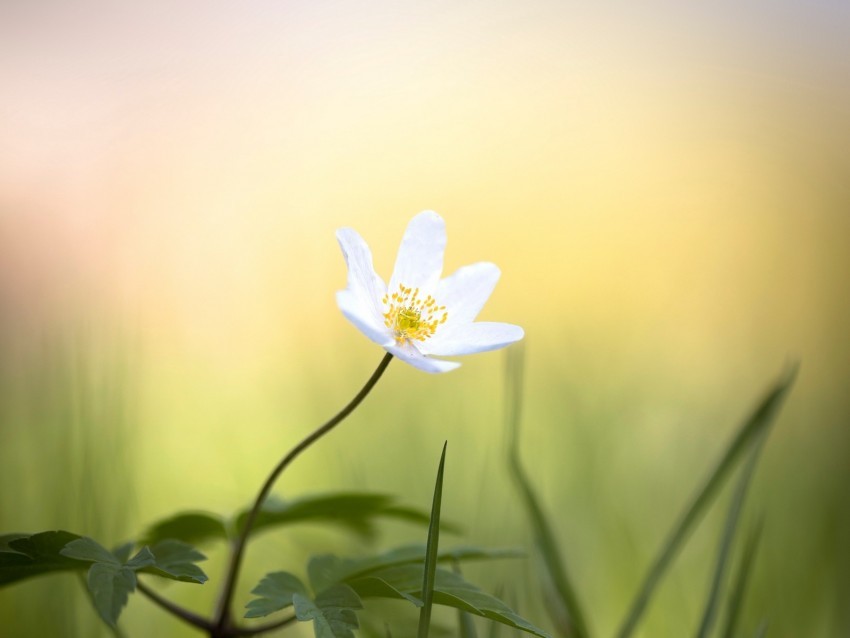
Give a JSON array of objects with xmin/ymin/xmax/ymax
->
[
  {"xmin": 418, "ymin": 441, "xmax": 448, "ymax": 638},
  {"xmin": 753, "ymin": 619, "xmax": 768, "ymax": 638},
  {"xmin": 505, "ymin": 345, "xmax": 591, "ymax": 638},
  {"xmin": 696, "ymin": 436, "xmax": 767, "ymax": 638},
  {"xmin": 616, "ymin": 364, "xmax": 798, "ymax": 638},
  {"xmin": 720, "ymin": 521, "xmax": 763, "ymax": 638}
]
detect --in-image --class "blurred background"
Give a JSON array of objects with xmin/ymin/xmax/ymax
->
[{"xmin": 1, "ymin": 1, "xmax": 848, "ymax": 636}]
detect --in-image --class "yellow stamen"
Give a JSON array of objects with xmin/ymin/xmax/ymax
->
[{"xmin": 383, "ymin": 282, "xmax": 449, "ymax": 344}]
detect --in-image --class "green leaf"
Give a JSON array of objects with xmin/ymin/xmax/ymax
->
[
  {"xmin": 86, "ymin": 562, "xmax": 136, "ymax": 628},
  {"xmin": 696, "ymin": 439, "xmax": 767, "ymax": 638},
  {"xmin": 244, "ymin": 571, "xmax": 310, "ymax": 618},
  {"xmin": 235, "ymin": 492, "xmax": 448, "ymax": 541},
  {"xmin": 454, "ymin": 562, "xmax": 479, "ymax": 638},
  {"xmin": 0, "ymin": 531, "xmax": 86, "ymax": 587},
  {"xmin": 293, "ymin": 584, "xmax": 363, "ymax": 638},
  {"xmin": 142, "ymin": 511, "xmax": 228, "ymax": 546},
  {"xmin": 125, "ymin": 547, "xmax": 156, "ymax": 571},
  {"xmin": 112, "ymin": 542, "xmax": 136, "ymax": 564},
  {"xmin": 60, "ymin": 537, "xmax": 120, "ymax": 565},
  {"xmin": 418, "ymin": 441, "xmax": 448, "ymax": 638},
  {"xmin": 346, "ymin": 564, "xmax": 550, "ymax": 638},
  {"xmin": 505, "ymin": 346, "xmax": 590, "ymax": 638},
  {"xmin": 720, "ymin": 522, "xmax": 763, "ymax": 638},
  {"xmin": 140, "ymin": 539, "xmax": 208, "ymax": 584},
  {"xmin": 615, "ymin": 364, "xmax": 797, "ymax": 638}
]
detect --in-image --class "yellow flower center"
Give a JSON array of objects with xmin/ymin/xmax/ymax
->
[{"xmin": 383, "ymin": 284, "xmax": 448, "ymax": 344}]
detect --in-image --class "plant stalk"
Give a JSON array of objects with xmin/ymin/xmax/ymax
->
[{"xmin": 211, "ymin": 352, "xmax": 393, "ymax": 634}]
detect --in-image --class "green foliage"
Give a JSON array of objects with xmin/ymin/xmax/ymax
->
[
  {"xmin": 244, "ymin": 542, "xmax": 544, "ymax": 637},
  {"xmin": 142, "ymin": 512, "xmax": 228, "ymax": 547},
  {"xmin": 56, "ymin": 535, "xmax": 208, "ymax": 627},
  {"xmin": 696, "ymin": 442, "xmax": 766, "ymax": 638},
  {"xmin": 418, "ymin": 441, "xmax": 447, "ymax": 638},
  {"xmin": 85, "ymin": 562, "xmax": 137, "ymax": 628},
  {"xmin": 721, "ymin": 523, "xmax": 763, "ymax": 638},
  {"xmin": 236, "ymin": 492, "xmax": 455, "ymax": 540},
  {"xmin": 0, "ymin": 531, "xmax": 86, "ymax": 587},
  {"xmin": 140, "ymin": 540, "xmax": 208, "ymax": 584},
  {"xmin": 244, "ymin": 571, "xmax": 310, "ymax": 618},
  {"xmin": 293, "ymin": 584, "xmax": 364, "ymax": 638},
  {"xmin": 615, "ymin": 365, "xmax": 797, "ymax": 638},
  {"xmin": 141, "ymin": 491, "xmax": 449, "ymax": 549},
  {"xmin": 505, "ymin": 347, "xmax": 590, "ymax": 638}
]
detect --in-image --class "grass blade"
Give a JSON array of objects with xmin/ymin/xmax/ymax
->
[
  {"xmin": 616, "ymin": 363, "xmax": 798, "ymax": 638},
  {"xmin": 720, "ymin": 521, "xmax": 763, "ymax": 638},
  {"xmin": 753, "ymin": 619, "xmax": 768, "ymax": 638},
  {"xmin": 505, "ymin": 345, "xmax": 591, "ymax": 638},
  {"xmin": 418, "ymin": 441, "xmax": 448, "ymax": 638},
  {"xmin": 696, "ymin": 436, "xmax": 767, "ymax": 638}
]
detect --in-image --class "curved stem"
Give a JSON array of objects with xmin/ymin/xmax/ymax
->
[
  {"xmin": 137, "ymin": 581, "xmax": 214, "ymax": 631},
  {"xmin": 225, "ymin": 614, "xmax": 297, "ymax": 636},
  {"xmin": 212, "ymin": 353, "xmax": 394, "ymax": 632}
]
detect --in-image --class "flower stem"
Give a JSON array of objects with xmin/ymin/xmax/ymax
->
[
  {"xmin": 137, "ymin": 581, "xmax": 214, "ymax": 632},
  {"xmin": 212, "ymin": 352, "xmax": 394, "ymax": 633}
]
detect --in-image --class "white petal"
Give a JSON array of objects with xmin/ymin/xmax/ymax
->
[
  {"xmin": 422, "ymin": 322, "xmax": 524, "ymax": 356},
  {"xmin": 386, "ymin": 342, "xmax": 461, "ymax": 374},
  {"xmin": 336, "ymin": 227, "xmax": 387, "ymax": 327},
  {"xmin": 388, "ymin": 210, "xmax": 446, "ymax": 296},
  {"xmin": 433, "ymin": 262, "xmax": 501, "ymax": 333},
  {"xmin": 336, "ymin": 290, "xmax": 395, "ymax": 347}
]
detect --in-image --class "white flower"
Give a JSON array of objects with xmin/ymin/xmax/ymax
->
[{"xmin": 336, "ymin": 210, "xmax": 524, "ymax": 373}]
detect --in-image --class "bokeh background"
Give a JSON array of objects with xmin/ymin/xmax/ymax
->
[{"xmin": 1, "ymin": 1, "xmax": 848, "ymax": 636}]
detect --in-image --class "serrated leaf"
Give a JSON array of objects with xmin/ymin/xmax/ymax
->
[
  {"xmin": 346, "ymin": 564, "xmax": 549, "ymax": 638},
  {"xmin": 112, "ymin": 542, "xmax": 135, "ymax": 564},
  {"xmin": 293, "ymin": 584, "xmax": 363, "ymax": 638},
  {"xmin": 86, "ymin": 562, "xmax": 137, "ymax": 627},
  {"xmin": 244, "ymin": 571, "xmax": 310, "ymax": 618},
  {"xmin": 140, "ymin": 540, "xmax": 208, "ymax": 584},
  {"xmin": 125, "ymin": 547, "xmax": 156, "ymax": 571},
  {"xmin": 0, "ymin": 531, "xmax": 85, "ymax": 587},
  {"xmin": 142, "ymin": 511, "xmax": 229, "ymax": 546},
  {"xmin": 60, "ymin": 537, "xmax": 120, "ymax": 565},
  {"xmin": 305, "ymin": 545, "xmax": 521, "ymax": 593}
]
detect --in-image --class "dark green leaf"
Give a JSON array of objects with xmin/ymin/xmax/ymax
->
[
  {"xmin": 347, "ymin": 564, "xmax": 550, "ymax": 638},
  {"xmin": 305, "ymin": 545, "xmax": 523, "ymax": 598},
  {"xmin": 615, "ymin": 364, "xmax": 797, "ymax": 638},
  {"xmin": 140, "ymin": 540, "xmax": 208, "ymax": 584},
  {"xmin": 235, "ymin": 492, "xmax": 444, "ymax": 541},
  {"xmin": 697, "ymin": 440, "xmax": 767, "ymax": 638},
  {"xmin": 244, "ymin": 571, "xmax": 310, "ymax": 618},
  {"xmin": 142, "ymin": 511, "xmax": 228, "ymax": 546},
  {"xmin": 125, "ymin": 547, "xmax": 156, "ymax": 571},
  {"xmin": 111, "ymin": 542, "xmax": 135, "ymax": 564},
  {"xmin": 418, "ymin": 441, "xmax": 447, "ymax": 638},
  {"xmin": 293, "ymin": 584, "xmax": 363, "ymax": 638},
  {"xmin": 61, "ymin": 537, "xmax": 120, "ymax": 565},
  {"xmin": 0, "ymin": 531, "xmax": 85, "ymax": 587},
  {"xmin": 505, "ymin": 346, "xmax": 590, "ymax": 638},
  {"xmin": 454, "ymin": 562, "xmax": 479, "ymax": 638},
  {"xmin": 86, "ymin": 562, "xmax": 136, "ymax": 627}
]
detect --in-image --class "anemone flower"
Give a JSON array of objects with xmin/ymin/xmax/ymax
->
[{"xmin": 336, "ymin": 210, "xmax": 524, "ymax": 373}]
